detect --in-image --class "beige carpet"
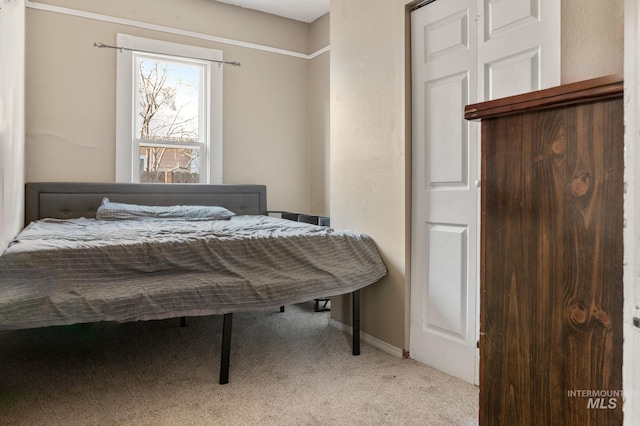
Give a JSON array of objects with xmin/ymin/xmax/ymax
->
[{"xmin": 0, "ymin": 303, "xmax": 478, "ymax": 425}]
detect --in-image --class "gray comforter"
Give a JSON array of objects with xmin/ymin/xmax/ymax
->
[{"xmin": 0, "ymin": 216, "xmax": 386, "ymax": 330}]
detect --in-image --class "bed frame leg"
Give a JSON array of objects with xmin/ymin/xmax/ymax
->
[
  {"xmin": 280, "ymin": 306, "xmax": 285, "ymax": 313},
  {"xmin": 353, "ymin": 290, "xmax": 360, "ymax": 356},
  {"xmin": 180, "ymin": 317, "xmax": 186, "ymax": 327},
  {"xmin": 220, "ymin": 313, "xmax": 233, "ymax": 385}
]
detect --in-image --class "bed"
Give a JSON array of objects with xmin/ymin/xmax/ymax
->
[{"xmin": 0, "ymin": 182, "xmax": 387, "ymax": 384}]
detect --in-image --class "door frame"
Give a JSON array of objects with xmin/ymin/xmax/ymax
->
[{"xmin": 623, "ymin": 0, "xmax": 640, "ymax": 423}]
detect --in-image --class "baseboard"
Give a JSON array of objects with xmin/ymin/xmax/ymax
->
[{"xmin": 328, "ymin": 318, "xmax": 404, "ymax": 359}]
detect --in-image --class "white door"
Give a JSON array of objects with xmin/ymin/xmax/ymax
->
[
  {"xmin": 477, "ymin": 0, "xmax": 560, "ymax": 100},
  {"xmin": 410, "ymin": 0, "xmax": 559, "ymax": 385}
]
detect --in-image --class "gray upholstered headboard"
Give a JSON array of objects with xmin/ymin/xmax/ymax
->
[{"xmin": 25, "ymin": 182, "xmax": 267, "ymax": 225}]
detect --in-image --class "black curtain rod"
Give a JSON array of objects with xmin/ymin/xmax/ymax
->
[{"xmin": 93, "ymin": 42, "xmax": 241, "ymax": 67}]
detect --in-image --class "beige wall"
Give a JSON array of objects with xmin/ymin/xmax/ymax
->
[
  {"xmin": 309, "ymin": 14, "xmax": 330, "ymax": 216},
  {"xmin": 330, "ymin": 0, "xmax": 410, "ymax": 350},
  {"xmin": 329, "ymin": 0, "xmax": 625, "ymax": 351},
  {"xmin": 25, "ymin": 0, "xmax": 318, "ymax": 213},
  {"xmin": 562, "ymin": 0, "xmax": 624, "ymax": 83}
]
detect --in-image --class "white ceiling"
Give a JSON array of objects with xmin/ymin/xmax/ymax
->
[{"xmin": 216, "ymin": 0, "xmax": 329, "ymax": 23}]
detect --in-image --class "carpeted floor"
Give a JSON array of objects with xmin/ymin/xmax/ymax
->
[{"xmin": 0, "ymin": 303, "xmax": 478, "ymax": 425}]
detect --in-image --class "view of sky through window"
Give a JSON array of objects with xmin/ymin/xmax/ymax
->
[
  {"xmin": 137, "ymin": 57, "xmax": 202, "ymax": 143},
  {"xmin": 136, "ymin": 56, "xmax": 206, "ymax": 182}
]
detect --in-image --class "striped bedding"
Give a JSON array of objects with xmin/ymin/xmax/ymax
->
[{"xmin": 0, "ymin": 215, "xmax": 386, "ymax": 330}]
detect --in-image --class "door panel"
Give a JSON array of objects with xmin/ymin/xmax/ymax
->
[
  {"xmin": 485, "ymin": 48, "xmax": 539, "ymax": 100},
  {"xmin": 410, "ymin": 0, "xmax": 559, "ymax": 386},
  {"xmin": 411, "ymin": 0, "xmax": 478, "ymax": 384},
  {"xmin": 425, "ymin": 10, "xmax": 469, "ymax": 59},
  {"xmin": 479, "ymin": 0, "xmax": 560, "ymax": 99},
  {"xmin": 426, "ymin": 224, "xmax": 468, "ymax": 341},
  {"xmin": 426, "ymin": 73, "xmax": 469, "ymax": 186},
  {"xmin": 485, "ymin": 0, "xmax": 539, "ymax": 39}
]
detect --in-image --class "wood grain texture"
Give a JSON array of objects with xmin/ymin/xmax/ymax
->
[{"xmin": 478, "ymin": 90, "xmax": 623, "ymax": 425}]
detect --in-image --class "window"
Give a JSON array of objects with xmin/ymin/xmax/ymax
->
[{"xmin": 116, "ymin": 34, "xmax": 223, "ymax": 183}]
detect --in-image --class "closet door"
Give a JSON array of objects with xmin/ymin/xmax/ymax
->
[
  {"xmin": 478, "ymin": 0, "xmax": 560, "ymax": 99},
  {"xmin": 410, "ymin": 0, "xmax": 559, "ymax": 386},
  {"xmin": 411, "ymin": 0, "xmax": 479, "ymax": 385}
]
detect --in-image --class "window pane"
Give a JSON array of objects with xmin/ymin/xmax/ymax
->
[
  {"xmin": 139, "ymin": 145, "xmax": 201, "ymax": 183},
  {"xmin": 137, "ymin": 58, "xmax": 201, "ymax": 143}
]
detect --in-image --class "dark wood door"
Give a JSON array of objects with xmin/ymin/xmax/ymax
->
[{"xmin": 467, "ymin": 76, "xmax": 624, "ymax": 425}]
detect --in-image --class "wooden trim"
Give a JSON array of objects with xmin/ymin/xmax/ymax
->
[{"xmin": 464, "ymin": 74, "xmax": 623, "ymax": 121}]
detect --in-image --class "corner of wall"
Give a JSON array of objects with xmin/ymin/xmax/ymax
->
[{"xmin": 0, "ymin": 0, "xmax": 26, "ymax": 250}]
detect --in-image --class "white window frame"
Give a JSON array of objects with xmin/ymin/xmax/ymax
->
[{"xmin": 116, "ymin": 34, "xmax": 223, "ymax": 183}]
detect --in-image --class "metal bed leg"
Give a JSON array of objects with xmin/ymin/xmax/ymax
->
[
  {"xmin": 353, "ymin": 290, "xmax": 360, "ymax": 356},
  {"xmin": 314, "ymin": 298, "xmax": 330, "ymax": 312},
  {"xmin": 220, "ymin": 313, "xmax": 233, "ymax": 385},
  {"xmin": 280, "ymin": 306, "xmax": 285, "ymax": 312}
]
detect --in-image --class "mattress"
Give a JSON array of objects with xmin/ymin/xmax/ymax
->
[{"xmin": 0, "ymin": 215, "xmax": 387, "ymax": 330}]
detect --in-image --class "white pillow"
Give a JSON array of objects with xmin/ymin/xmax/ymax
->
[{"xmin": 96, "ymin": 198, "xmax": 235, "ymax": 221}]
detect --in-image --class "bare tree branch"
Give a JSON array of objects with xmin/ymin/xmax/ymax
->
[{"xmin": 137, "ymin": 60, "xmax": 200, "ymax": 174}]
